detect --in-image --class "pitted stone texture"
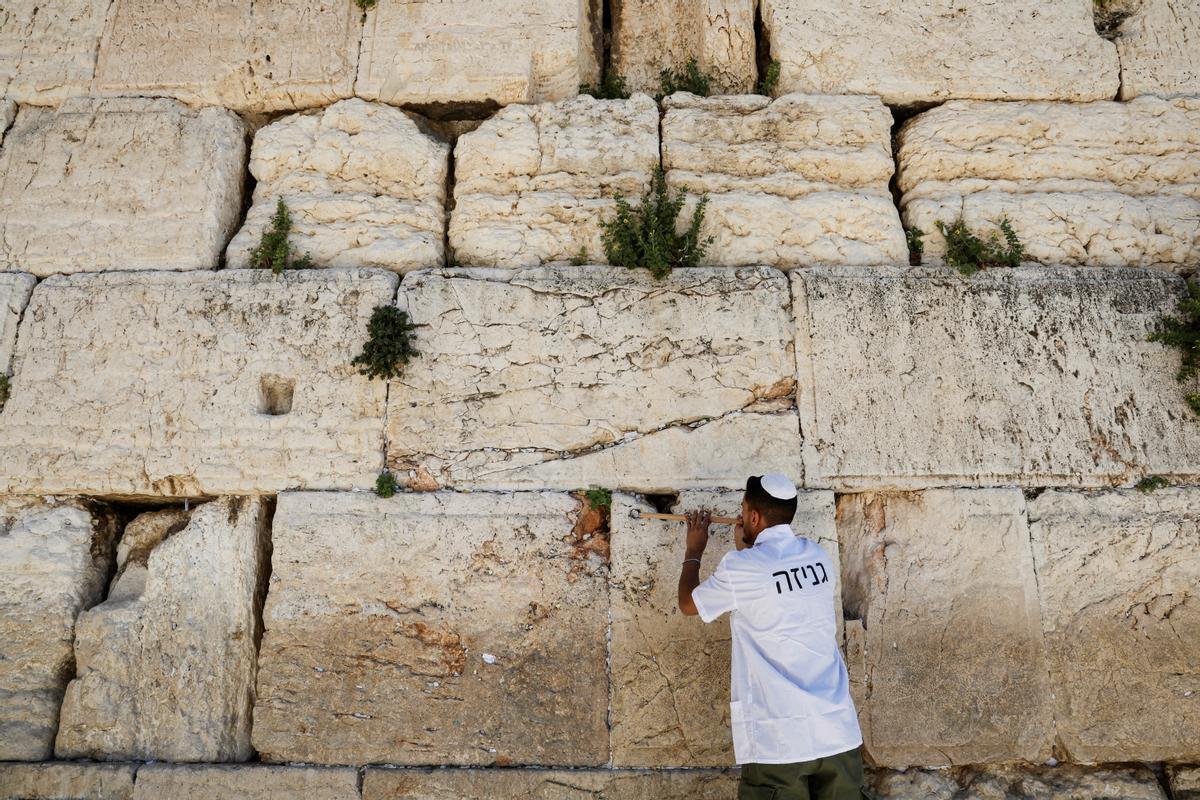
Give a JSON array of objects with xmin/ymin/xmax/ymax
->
[
  {"xmin": 869, "ymin": 764, "xmax": 1168, "ymax": 799},
  {"xmin": 793, "ymin": 267, "xmax": 1200, "ymax": 490},
  {"xmin": 1116, "ymin": 0, "xmax": 1200, "ymax": 99},
  {"xmin": 0, "ymin": 98, "xmax": 246, "ymax": 277},
  {"xmin": 362, "ymin": 768, "xmax": 739, "ymax": 799},
  {"xmin": 449, "ymin": 96, "xmax": 659, "ymax": 267},
  {"xmin": 759, "ymin": 0, "xmax": 1118, "ymax": 106},
  {"xmin": 55, "ymin": 497, "xmax": 269, "ymax": 762},
  {"xmin": 0, "ymin": 498, "xmax": 118, "ymax": 760},
  {"xmin": 0, "ymin": 269, "xmax": 395, "ymax": 498},
  {"xmin": 253, "ymin": 491, "xmax": 608, "ymax": 766},
  {"xmin": 610, "ymin": 490, "xmax": 838, "ymax": 767},
  {"xmin": 0, "ymin": 0, "xmax": 109, "ymax": 105},
  {"xmin": 838, "ymin": 489, "xmax": 1053, "ymax": 766},
  {"xmin": 0, "ymin": 97, "xmax": 14, "ymax": 131},
  {"xmin": 0, "ymin": 763, "xmax": 136, "ymax": 800},
  {"xmin": 133, "ymin": 765, "xmax": 359, "ymax": 800},
  {"xmin": 1028, "ymin": 488, "xmax": 1200, "ymax": 762},
  {"xmin": 663, "ymin": 94, "xmax": 907, "ymax": 268},
  {"xmin": 356, "ymin": 0, "xmax": 599, "ymax": 107},
  {"xmin": 0, "ymin": 272, "xmax": 34, "ymax": 374},
  {"xmin": 898, "ymin": 97, "xmax": 1200, "ymax": 270},
  {"xmin": 94, "ymin": 0, "xmax": 359, "ymax": 113},
  {"xmin": 1171, "ymin": 766, "xmax": 1200, "ymax": 800},
  {"xmin": 226, "ymin": 100, "xmax": 449, "ymax": 273},
  {"xmin": 387, "ymin": 267, "xmax": 801, "ymax": 491},
  {"xmin": 611, "ymin": 0, "xmax": 756, "ymax": 95}
]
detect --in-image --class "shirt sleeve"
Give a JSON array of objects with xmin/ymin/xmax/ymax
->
[{"xmin": 691, "ymin": 554, "xmax": 738, "ymax": 623}]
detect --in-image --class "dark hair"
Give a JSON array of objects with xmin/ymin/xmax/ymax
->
[{"xmin": 744, "ymin": 475, "xmax": 798, "ymax": 527}]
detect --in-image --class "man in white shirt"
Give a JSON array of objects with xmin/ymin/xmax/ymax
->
[{"xmin": 677, "ymin": 474, "xmax": 865, "ymax": 800}]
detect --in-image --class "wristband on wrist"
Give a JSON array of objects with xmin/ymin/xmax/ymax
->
[{"xmin": 682, "ymin": 557, "xmax": 702, "ymax": 566}]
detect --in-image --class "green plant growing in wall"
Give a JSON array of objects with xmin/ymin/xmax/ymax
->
[
  {"xmin": 580, "ymin": 69, "xmax": 631, "ymax": 100},
  {"xmin": 601, "ymin": 166, "xmax": 712, "ymax": 280},
  {"xmin": 353, "ymin": 305, "xmax": 419, "ymax": 380},
  {"xmin": 375, "ymin": 470, "xmax": 399, "ymax": 497},
  {"xmin": 355, "ymin": 0, "xmax": 377, "ymax": 10},
  {"xmin": 584, "ymin": 486, "xmax": 612, "ymax": 512},
  {"xmin": 569, "ymin": 246, "xmax": 589, "ymax": 267},
  {"xmin": 1135, "ymin": 475, "xmax": 1171, "ymax": 493},
  {"xmin": 250, "ymin": 197, "xmax": 314, "ymax": 275},
  {"xmin": 756, "ymin": 59, "xmax": 781, "ymax": 96},
  {"xmin": 658, "ymin": 58, "xmax": 714, "ymax": 100},
  {"xmin": 905, "ymin": 226, "xmax": 925, "ymax": 266},
  {"xmin": 1148, "ymin": 277, "xmax": 1200, "ymax": 416},
  {"xmin": 935, "ymin": 216, "xmax": 1025, "ymax": 276}
]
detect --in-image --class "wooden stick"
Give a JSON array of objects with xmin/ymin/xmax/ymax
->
[{"xmin": 634, "ymin": 512, "xmax": 740, "ymax": 525}]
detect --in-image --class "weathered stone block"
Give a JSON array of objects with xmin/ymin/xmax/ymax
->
[
  {"xmin": 0, "ymin": 0, "xmax": 108, "ymax": 105},
  {"xmin": 0, "ymin": 97, "xmax": 14, "ymax": 132},
  {"xmin": 793, "ymin": 266, "xmax": 1200, "ymax": 490},
  {"xmin": 611, "ymin": 0, "xmax": 756, "ymax": 95},
  {"xmin": 0, "ymin": 98, "xmax": 246, "ymax": 277},
  {"xmin": 0, "ymin": 763, "xmax": 136, "ymax": 800},
  {"xmin": 0, "ymin": 269, "xmax": 395, "ymax": 497},
  {"xmin": 449, "ymin": 96, "xmax": 658, "ymax": 267},
  {"xmin": 356, "ymin": 0, "xmax": 599, "ymax": 107},
  {"xmin": 133, "ymin": 765, "xmax": 359, "ymax": 800},
  {"xmin": 869, "ymin": 764, "xmax": 1168, "ymax": 799},
  {"xmin": 759, "ymin": 0, "xmax": 1118, "ymax": 105},
  {"xmin": 94, "ymin": 0, "xmax": 360, "ymax": 112},
  {"xmin": 898, "ymin": 97, "xmax": 1200, "ymax": 270},
  {"xmin": 253, "ymin": 491, "xmax": 608, "ymax": 766},
  {"xmin": 0, "ymin": 272, "xmax": 33, "ymax": 374},
  {"xmin": 362, "ymin": 768, "xmax": 739, "ymax": 800},
  {"xmin": 226, "ymin": 99, "xmax": 449, "ymax": 273},
  {"xmin": 610, "ymin": 490, "xmax": 837, "ymax": 767},
  {"xmin": 0, "ymin": 497, "xmax": 118, "ymax": 760},
  {"xmin": 1028, "ymin": 488, "xmax": 1200, "ymax": 762},
  {"xmin": 1171, "ymin": 766, "xmax": 1200, "ymax": 800},
  {"xmin": 662, "ymin": 94, "xmax": 907, "ymax": 268},
  {"xmin": 55, "ymin": 497, "xmax": 268, "ymax": 762},
  {"xmin": 838, "ymin": 489, "xmax": 1054, "ymax": 766},
  {"xmin": 1116, "ymin": 0, "xmax": 1200, "ymax": 99},
  {"xmin": 388, "ymin": 267, "xmax": 801, "ymax": 491}
]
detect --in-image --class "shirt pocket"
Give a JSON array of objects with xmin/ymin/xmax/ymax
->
[{"xmin": 730, "ymin": 699, "xmax": 752, "ymax": 760}]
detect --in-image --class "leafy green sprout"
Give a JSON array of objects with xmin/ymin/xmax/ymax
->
[
  {"xmin": 935, "ymin": 216, "xmax": 1025, "ymax": 276},
  {"xmin": 352, "ymin": 305, "xmax": 419, "ymax": 380},
  {"xmin": 1148, "ymin": 278, "xmax": 1200, "ymax": 417},
  {"xmin": 579, "ymin": 69, "xmax": 630, "ymax": 100},
  {"xmin": 905, "ymin": 227, "xmax": 925, "ymax": 265},
  {"xmin": 584, "ymin": 487, "xmax": 612, "ymax": 512},
  {"xmin": 657, "ymin": 58, "xmax": 715, "ymax": 100},
  {"xmin": 250, "ymin": 197, "xmax": 314, "ymax": 275},
  {"xmin": 375, "ymin": 470, "xmax": 399, "ymax": 498},
  {"xmin": 756, "ymin": 59, "xmax": 781, "ymax": 96},
  {"xmin": 1135, "ymin": 475, "xmax": 1171, "ymax": 493},
  {"xmin": 600, "ymin": 165, "xmax": 712, "ymax": 280}
]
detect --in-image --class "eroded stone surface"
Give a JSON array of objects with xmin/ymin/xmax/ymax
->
[
  {"xmin": 1029, "ymin": 488, "xmax": 1200, "ymax": 762},
  {"xmin": 869, "ymin": 764, "xmax": 1168, "ymax": 799},
  {"xmin": 0, "ymin": 0, "xmax": 109, "ymax": 105},
  {"xmin": 1171, "ymin": 766, "xmax": 1200, "ymax": 800},
  {"xmin": 0, "ymin": 269, "xmax": 395, "ymax": 497},
  {"xmin": 663, "ymin": 94, "xmax": 907, "ymax": 268},
  {"xmin": 449, "ymin": 96, "xmax": 658, "ymax": 267},
  {"xmin": 94, "ymin": 0, "xmax": 359, "ymax": 112},
  {"xmin": 897, "ymin": 97, "xmax": 1200, "ymax": 270},
  {"xmin": 0, "ymin": 98, "xmax": 246, "ymax": 276},
  {"xmin": 0, "ymin": 97, "xmax": 15, "ymax": 131},
  {"xmin": 0, "ymin": 763, "xmax": 136, "ymax": 800},
  {"xmin": 838, "ymin": 489, "xmax": 1053, "ymax": 766},
  {"xmin": 55, "ymin": 497, "xmax": 269, "ymax": 762},
  {"xmin": 760, "ymin": 0, "xmax": 1118, "ymax": 105},
  {"xmin": 387, "ymin": 267, "xmax": 801, "ymax": 491},
  {"xmin": 793, "ymin": 267, "xmax": 1200, "ymax": 490},
  {"xmin": 0, "ymin": 272, "xmax": 34, "ymax": 374},
  {"xmin": 253, "ymin": 491, "xmax": 608, "ymax": 766},
  {"xmin": 362, "ymin": 768, "xmax": 739, "ymax": 799},
  {"xmin": 0, "ymin": 497, "xmax": 118, "ymax": 760},
  {"xmin": 610, "ymin": 490, "xmax": 837, "ymax": 767},
  {"xmin": 226, "ymin": 99, "xmax": 449, "ymax": 273},
  {"xmin": 133, "ymin": 765, "xmax": 359, "ymax": 800},
  {"xmin": 1116, "ymin": 0, "xmax": 1200, "ymax": 99}
]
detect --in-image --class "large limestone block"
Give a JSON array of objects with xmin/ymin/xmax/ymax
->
[
  {"xmin": 838, "ymin": 489, "xmax": 1054, "ymax": 766},
  {"xmin": 897, "ymin": 97, "xmax": 1200, "ymax": 270},
  {"xmin": 0, "ymin": 0, "xmax": 109, "ymax": 105},
  {"xmin": 1116, "ymin": 0, "xmax": 1200, "ymax": 99},
  {"xmin": 0, "ymin": 498, "xmax": 118, "ymax": 760},
  {"xmin": 387, "ymin": 267, "xmax": 802, "ymax": 491},
  {"xmin": 793, "ymin": 267, "xmax": 1200, "ymax": 490},
  {"xmin": 610, "ymin": 490, "xmax": 838, "ymax": 767},
  {"xmin": 226, "ymin": 100, "xmax": 449, "ymax": 273},
  {"xmin": 0, "ymin": 763, "xmax": 136, "ymax": 800},
  {"xmin": 611, "ymin": 0, "xmax": 756, "ymax": 95},
  {"xmin": 55, "ymin": 497, "xmax": 269, "ymax": 762},
  {"xmin": 1028, "ymin": 488, "xmax": 1200, "ymax": 762},
  {"xmin": 356, "ymin": 0, "xmax": 599, "ymax": 107},
  {"xmin": 0, "ymin": 98, "xmax": 246, "ymax": 277},
  {"xmin": 869, "ymin": 764, "xmax": 1168, "ymax": 799},
  {"xmin": 449, "ymin": 96, "xmax": 659, "ymax": 267},
  {"xmin": 133, "ymin": 765, "xmax": 359, "ymax": 800},
  {"xmin": 0, "ymin": 272, "xmax": 34, "ymax": 373},
  {"xmin": 94, "ymin": 0, "xmax": 360, "ymax": 113},
  {"xmin": 362, "ymin": 768, "xmax": 739, "ymax": 799},
  {"xmin": 0, "ymin": 269, "xmax": 395, "ymax": 497},
  {"xmin": 662, "ymin": 94, "xmax": 907, "ymax": 268},
  {"xmin": 253, "ymin": 491, "xmax": 609, "ymax": 766},
  {"xmin": 759, "ymin": 0, "xmax": 1118, "ymax": 106}
]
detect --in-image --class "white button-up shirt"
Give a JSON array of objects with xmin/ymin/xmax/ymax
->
[{"xmin": 691, "ymin": 524, "xmax": 862, "ymax": 765}]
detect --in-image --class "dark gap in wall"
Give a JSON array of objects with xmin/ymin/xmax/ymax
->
[
  {"xmin": 1150, "ymin": 763, "xmax": 1175, "ymax": 800},
  {"xmin": 401, "ymin": 99, "xmax": 500, "ymax": 123},
  {"xmin": 753, "ymin": 1, "xmax": 772, "ymax": 92},
  {"xmin": 1022, "ymin": 487, "xmax": 1048, "ymax": 502},
  {"xmin": 244, "ymin": 494, "xmax": 276, "ymax": 763},
  {"xmin": 886, "ymin": 103, "xmax": 932, "ymax": 266},
  {"xmin": 598, "ymin": 0, "xmax": 613, "ymax": 80},
  {"xmin": 641, "ymin": 492, "xmax": 679, "ymax": 514}
]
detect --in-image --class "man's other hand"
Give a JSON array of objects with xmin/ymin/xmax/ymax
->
[{"xmin": 685, "ymin": 508, "xmax": 712, "ymax": 557}]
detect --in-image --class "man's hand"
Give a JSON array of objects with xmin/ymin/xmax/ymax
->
[{"xmin": 685, "ymin": 508, "xmax": 712, "ymax": 558}]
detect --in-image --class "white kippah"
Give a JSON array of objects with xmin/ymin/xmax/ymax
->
[{"xmin": 760, "ymin": 473, "xmax": 797, "ymax": 500}]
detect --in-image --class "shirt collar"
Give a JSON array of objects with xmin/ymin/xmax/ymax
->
[{"xmin": 753, "ymin": 524, "xmax": 794, "ymax": 547}]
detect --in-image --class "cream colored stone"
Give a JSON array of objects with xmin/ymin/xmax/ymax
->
[
  {"xmin": 898, "ymin": 97, "xmax": 1200, "ymax": 270},
  {"xmin": 94, "ymin": 0, "xmax": 360, "ymax": 113},
  {"xmin": 870, "ymin": 765, "xmax": 1168, "ymax": 799},
  {"xmin": 107, "ymin": 508, "xmax": 190, "ymax": 603},
  {"xmin": 387, "ymin": 267, "xmax": 801, "ymax": 491},
  {"xmin": 611, "ymin": 0, "xmax": 756, "ymax": 95},
  {"xmin": 793, "ymin": 266, "xmax": 1200, "ymax": 490},
  {"xmin": 55, "ymin": 497, "xmax": 269, "ymax": 762},
  {"xmin": 838, "ymin": 489, "xmax": 1054, "ymax": 766},
  {"xmin": 760, "ymin": 0, "xmax": 1118, "ymax": 105},
  {"xmin": 0, "ymin": 497, "xmax": 118, "ymax": 760},
  {"xmin": 133, "ymin": 765, "xmax": 359, "ymax": 800},
  {"xmin": 1116, "ymin": 0, "xmax": 1200, "ymax": 99},
  {"xmin": 362, "ymin": 768, "xmax": 739, "ymax": 799},
  {"xmin": 0, "ymin": 98, "xmax": 246, "ymax": 277},
  {"xmin": 0, "ymin": 0, "xmax": 109, "ymax": 105},
  {"xmin": 610, "ymin": 490, "xmax": 837, "ymax": 767},
  {"xmin": 0, "ymin": 763, "xmax": 136, "ymax": 800},
  {"xmin": 1171, "ymin": 766, "xmax": 1200, "ymax": 800},
  {"xmin": 0, "ymin": 269, "xmax": 395, "ymax": 497},
  {"xmin": 0, "ymin": 97, "xmax": 14, "ymax": 132},
  {"xmin": 253, "ymin": 491, "xmax": 608, "ymax": 766},
  {"xmin": 1028, "ymin": 488, "xmax": 1200, "ymax": 762},
  {"xmin": 356, "ymin": 0, "xmax": 599, "ymax": 107},
  {"xmin": 663, "ymin": 94, "xmax": 907, "ymax": 268},
  {"xmin": 449, "ymin": 96, "xmax": 659, "ymax": 267},
  {"xmin": 0, "ymin": 272, "xmax": 33, "ymax": 374},
  {"xmin": 226, "ymin": 99, "xmax": 449, "ymax": 273}
]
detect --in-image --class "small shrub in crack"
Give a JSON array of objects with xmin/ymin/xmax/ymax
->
[
  {"xmin": 601, "ymin": 165, "xmax": 712, "ymax": 280},
  {"xmin": 1136, "ymin": 475, "xmax": 1171, "ymax": 493},
  {"xmin": 569, "ymin": 246, "xmax": 589, "ymax": 266},
  {"xmin": 580, "ymin": 68, "xmax": 630, "ymax": 100},
  {"xmin": 353, "ymin": 305, "xmax": 419, "ymax": 380},
  {"xmin": 0, "ymin": 374, "xmax": 9, "ymax": 410},
  {"xmin": 905, "ymin": 226, "xmax": 925, "ymax": 266},
  {"xmin": 756, "ymin": 59, "xmax": 781, "ymax": 96},
  {"xmin": 1148, "ymin": 277, "xmax": 1200, "ymax": 416},
  {"xmin": 584, "ymin": 487, "xmax": 612, "ymax": 512},
  {"xmin": 658, "ymin": 58, "xmax": 714, "ymax": 100},
  {"xmin": 250, "ymin": 197, "xmax": 314, "ymax": 275},
  {"xmin": 935, "ymin": 216, "xmax": 1025, "ymax": 276},
  {"xmin": 375, "ymin": 470, "xmax": 399, "ymax": 498}
]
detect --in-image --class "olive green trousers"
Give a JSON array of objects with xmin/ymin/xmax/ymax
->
[{"xmin": 737, "ymin": 747, "xmax": 867, "ymax": 800}]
